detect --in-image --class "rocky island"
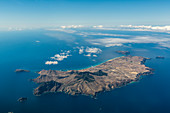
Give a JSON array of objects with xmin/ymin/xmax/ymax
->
[
  {"xmin": 156, "ymin": 56, "xmax": 165, "ymax": 59},
  {"xmin": 116, "ymin": 51, "xmax": 130, "ymax": 55},
  {"xmin": 17, "ymin": 97, "xmax": 27, "ymax": 102},
  {"xmin": 15, "ymin": 69, "xmax": 30, "ymax": 72},
  {"xmin": 33, "ymin": 56, "xmax": 153, "ymax": 97}
]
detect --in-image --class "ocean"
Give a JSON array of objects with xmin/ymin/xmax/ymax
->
[{"xmin": 0, "ymin": 29, "xmax": 170, "ymax": 113}]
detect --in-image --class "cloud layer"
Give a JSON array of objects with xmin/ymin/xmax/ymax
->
[
  {"xmin": 87, "ymin": 36, "xmax": 170, "ymax": 48},
  {"xmin": 60, "ymin": 25, "xmax": 84, "ymax": 29},
  {"xmin": 93, "ymin": 25, "xmax": 170, "ymax": 32},
  {"xmin": 120, "ymin": 25, "xmax": 170, "ymax": 31}
]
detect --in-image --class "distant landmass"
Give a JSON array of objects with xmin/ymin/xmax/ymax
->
[
  {"xmin": 15, "ymin": 69, "xmax": 30, "ymax": 72},
  {"xmin": 32, "ymin": 55, "xmax": 153, "ymax": 97},
  {"xmin": 116, "ymin": 51, "xmax": 130, "ymax": 55},
  {"xmin": 156, "ymin": 56, "xmax": 165, "ymax": 59}
]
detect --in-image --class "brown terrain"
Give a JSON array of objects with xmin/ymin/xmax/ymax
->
[
  {"xmin": 15, "ymin": 69, "xmax": 30, "ymax": 72},
  {"xmin": 33, "ymin": 56, "xmax": 153, "ymax": 97}
]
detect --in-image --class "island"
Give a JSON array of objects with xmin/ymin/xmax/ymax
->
[
  {"xmin": 156, "ymin": 56, "xmax": 165, "ymax": 59},
  {"xmin": 116, "ymin": 51, "xmax": 130, "ymax": 55},
  {"xmin": 32, "ymin": 56, "xmax": 153, "ymax": 97},
  {"xmin": 17, "ymin": 97, "xmax": 27, "ymax": 102},
  {"xmin": 15, "ymin": 69, "xmax": 30, "ymax": 72}
]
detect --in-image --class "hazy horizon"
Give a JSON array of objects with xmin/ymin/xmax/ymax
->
[{"xmin": 0, "ymin": 0, "xmax": 170, "ymax": 28}]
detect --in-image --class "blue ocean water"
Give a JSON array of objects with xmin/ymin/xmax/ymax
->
[{"xmin": 0, "ymin": 30, "xmax": 170, "ymax": 113}]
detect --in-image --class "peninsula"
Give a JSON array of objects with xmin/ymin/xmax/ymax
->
[{"xmin": 33, "ymin": 56, "xmax": 153, "ymax": 96}]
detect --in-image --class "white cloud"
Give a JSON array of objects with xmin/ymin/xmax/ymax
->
[
  {"xmin": 52, "ymin": 54, "xmax": 68, "ymax": 61},
  {"xmin": 46, "ymin": 25, "xmax": 84, "ymax": 34},
  {"xmin": 75, "ymin": 46, "xmax": 84, "ymax": 54},
  {"xmin": 87, "ymin": 36, "xmax": 170, "ymax": 48},
  {"xmin": 45, "ymin": 61, "xmax": 58, "ymax": 65},
  {"xmin": 61, "ymin": 25, "xmax": 84, "ymax": 29},
  {"xmin": 120, "ymin": 25, "xmax": 152, "ymax": 29},
  {"xmin": 120, "ymin": 25, "xmax": 170, "ymax": 32},
  {"xmin": 79, "ymin": 47, "xmax": 84, "ymax": 54},
  {"xmin": 75, "ymin": 46, "xmax": 102, "ymax": 57},
  {"xmin": 158, "ymin": 42, "xmax": 170, "ymax": 48},
  {"xmin": 85, "ymin": 47, "xmax": 102, "ymax": 54},
  {"xmin": 84, "ymin": 53, "xmax": 91, "ymax": 57},
  {"xmin": 151, "ymin": 26, "xmax": 170, "ymax": 31},
  {"xmin": 93, "ymin": 55, "xmax": 97, "ymax": 57},
  {"xmin": 8, "ymin": 27, "xmax": 24, "ymax": 31},
  {"xmin": 77, "ymin": 32, "xmax": 129, "ymax": 37},
  {"xmin": 105, "ymin": 43, "xmax": 123, "ymax": 47},
  {"xmin": 92, "ymin": 25, "xmax": 170, "ymax": 32},
  {"xmin": 47, "ymin": 28, "xmax": 76, "ymax": 33},
  {"xmin": 51, "ymin": 50, "xmax": 71, "ymax": 61},
  {"xmin": 93, "ymin": 25, "xmax": 103, "ymax": 28},
  {"xmin": 46, "ymin": 50, "xmax": 71, "ymax": 65}
]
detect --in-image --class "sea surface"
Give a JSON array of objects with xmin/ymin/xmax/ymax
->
[{"xmin": 0, "ymin": 29, "xmax": 170, "ymax": 113}]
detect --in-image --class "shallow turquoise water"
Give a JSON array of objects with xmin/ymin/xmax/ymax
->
[{"xmin": 0, "ymin": 30, "xmax": 170, "ymax": 113}]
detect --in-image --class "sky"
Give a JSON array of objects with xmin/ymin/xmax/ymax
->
[{"xmin": 0, "ymin": 0, "xmax": 170, "ymax": 28}]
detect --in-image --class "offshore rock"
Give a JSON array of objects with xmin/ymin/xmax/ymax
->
[
  {"xmin": 17, "ymin": 97, "xmax": 27, "ymax": 102},
  {"xmin": 15, "ymin": 69, "xmax": 30, "ymax": 72},
  {"xmin": 116, "ymin": 51, "xmax": 130, "ymax": 55},
  {"xmin": 156, "ymin": 56, "xmax": 165, "ymax": 59}
]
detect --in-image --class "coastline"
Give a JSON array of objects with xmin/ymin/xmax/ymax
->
[{"xmin": 65, "ymin": 55, "xmax": 124, "ymax": 71}]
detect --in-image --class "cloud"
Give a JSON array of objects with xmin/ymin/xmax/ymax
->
[
  {"xmin": 151, "ymin": 26, "xmax": 170, "ymax": 31},
  {"xmin": 158, "ymin": 42, "xmax": 170, "ymax": 48},
  {"xmin": 8, "ymin": 27, "xmax": 24, "ymax": 31},
  {"xmin": 77, "ymin": 32, "xmax": 129, "ymax": 37},
  {"xmin": 87, "ymin": 36, "xmax": 170, "ymax": 48},
  {"xmin": 85, "ymin": 47, "xmax": 102, "ymax": 54},
  {"xmin": 51, "ymin": 54, "xmax": 68, "ymax": 61},
  {"xmin": 75, "ymin": 46, "xmax": 102, "ymax": 57},
  {"xmin": 93, "ymin": 54, "xmax": 97, "ymax": 57},
  {"xmin": 93, "ymin": 25, "xmax": 103, "ymax": 28},
  {"xmin": 76, "ymin": 46, "xmax": 102, "ymax": 54},
  {"xmin": 84, "ymin": 53, "xmax": 91, "ymax": 57},
  {"xmin": 120, "ymin": 25, "xmax": 170, "ymax": 32},
  {"xmin": 45, "ymin": 50, "xmax": 71, "ymax": 65},
  {"xmin": 35, "ymin": 40, "xmax": 40, "ymax": 43},
  {"xmin": 46, "ymin": 25, "xmax": 85, "ymax": 34},
  {"xmin": 47, "ymin": 28, "xmax": 76, "ymax": 33},
  {"xmin": 120, "ymin": 25, "xmax": 152, "ymax": 29},
  {"xmin": 105, "ymin": 43, "xmax": 123, "ymax": 47},
  {"xmin": 45, "ymin": 61, "xmax": 58, "ymax": 65},
  {"xmin": 61, "ymin": 25, "xmax": 84, "ymax": 29},
  {"xmin": 45, "ymin": 46, "xmax": 102, "ymax": 64},
  {"xmin": 76, "ymin": 46, "xmax": 84, "ymax": 54},
  {"xmin": 84, "ymin": 47, "xmax": 102, "ymax": 57},
  {"xmin": 51, "ymin": 50, "xmax": 71, "ymax": 61},
  {"xmin": 92, "ymin": 25, "xmax": 170, "ymax": 32}
]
